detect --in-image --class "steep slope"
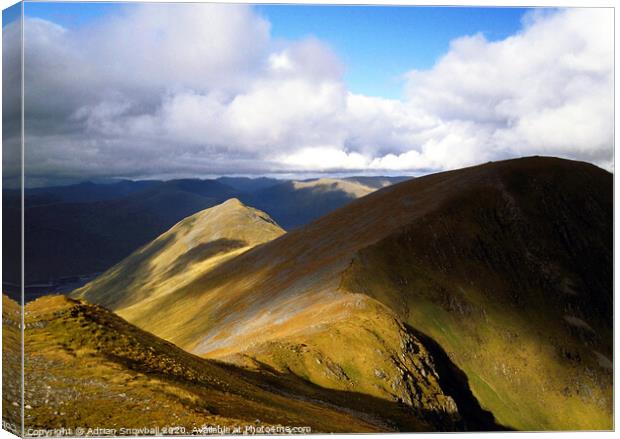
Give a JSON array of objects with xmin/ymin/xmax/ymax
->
[
  {"xmin": 76, "ymin": 157, "xmax": 612, "ymax": 430},
  {"xmin": 8, "ymin": 294, "xmax": 466, "ymax": 432},
  {"xmin": 73, "ymin": 198, "xmax": 284, "ymax": 313},
  {"xmin": 340, "ymin": 158, "xmax": 613, "ymax": 430}
]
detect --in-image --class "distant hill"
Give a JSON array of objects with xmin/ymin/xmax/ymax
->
[
  {"xmin": 14, "ymin": 175, "xmax": 409, "ymax": 289},
  {"xmin": 22, "ymin": 180, "xmax": 161, "ymax": 206},
  {"xmin": 344, "ymin": 176, "xmax": 410, "ymax": 189},
  {"xmin": 4, "ymin": 294, "xmax": 467, "ymax": 432},
  {"xmin": 216, "ymin": 176, "xmax": 281, "ymax": 193},
  {"xmin": 75, "ymin": 157, "xmax": 612, "ymax": 430},
  {"xmin": 245, "ymin": 177, "xmax": 406, "ymax": 229},
  {"xmin": 20, "ymin": 179, "xmax": 239, "ymax": 294}
]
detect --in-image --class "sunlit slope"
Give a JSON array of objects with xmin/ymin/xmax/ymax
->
[
  {"xmin": 221, "ymin": 293, "xmax": 502, "ymax": 431},
  {"xmin": 15, "ymin": 294, "xmax": 465, "ymax": 432},
  {"xmin": 73, "ymin": 198, "xmax": 284, "ymax": 312},
  {"xmin": 291, "ymin": 178, "xmax": 376, "ymax": 197},
  {"xmin": 76, "ymin": 157, "xmax": 612, "ymax": 430}
]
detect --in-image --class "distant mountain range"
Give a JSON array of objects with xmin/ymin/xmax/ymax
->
[
  {"xmin": 71, "ymin": 157, "xmax": 612, "ymax": 430},
  {"xmin": 2, "ymin": 175, "xmax": 409, "ymax": 292}
]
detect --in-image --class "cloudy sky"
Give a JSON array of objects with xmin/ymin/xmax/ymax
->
[{"xmin": 2, "ymin": 2, "xmax": 614, "ymax": 186}]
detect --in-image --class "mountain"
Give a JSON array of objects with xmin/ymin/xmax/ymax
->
[
  {"xmin": 73, "ymin": 199, "xmax": 285, "ymax": 312},
  {"xmin": 245, "ymin": 177, "xmax": 405, "ymax": 229},
  {"xmin": 21, "ymin": 180, "xmax": 161, "ymax": 206},
  {"xmin": 215, "ymin": 176, "xmax": 408, "ymax": 195},
  {"xmin": 5, "ymin": 293, "xmax": 472, "ymax": 432},
  {"xmin": 20, "ymin": 179, "xmax": 239, "ymax": 292},
  {"xmin": 18, "ymin": 176, "xmax": 408, "ymax": 289},
  {"xmin": 216, "ymin": 176, "xmax": 281, "ymax": 193},
  {"xmin": 75, "ymin": 156, "xmax": 612, "ymax": 430}
]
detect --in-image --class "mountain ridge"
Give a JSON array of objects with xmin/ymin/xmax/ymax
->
[{"xmin": 73, "ymin": 156, "xmax": 612, "ymax": 430}]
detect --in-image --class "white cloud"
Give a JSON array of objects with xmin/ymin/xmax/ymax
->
[
  {"xmin": 404, "ymin": 8, "xmax": 613, "ymax": 169},
  {"xmin": 277, "ymin": 147, "xmax": 369, "ymax": 171},
  {"xmin": 7, "ymin": 5, "xmax": 613, "ymax": 185}
]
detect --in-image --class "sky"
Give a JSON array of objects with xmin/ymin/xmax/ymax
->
[
  {"xmin": 1, "ymin": 2, "xmax": 614, "ymax": 186},
  {"xmin": 12, "ymin": 3, "xmax": 528, "ymax": 99}
]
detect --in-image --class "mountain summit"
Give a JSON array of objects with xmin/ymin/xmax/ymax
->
[{"xmin": 73, "ymin": 198, "xmax": 284, "ymax": 313}]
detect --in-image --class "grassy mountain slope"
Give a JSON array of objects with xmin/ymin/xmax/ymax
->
[
  {"xmin": 340, "ymin": 157, "xmax": 613, "ymax": 430},
  {"xmin": 73, "ymin": 199, "xmax": 284, "ymax": 313},
  {"xmin": 74, "ymin": 157, "xmax": 612, "ymax": 430},
  {"xmin": 72, "ymin": 198, "xmax": 497, "ymax": 431},
  {"xmin": 7, "ymin": 294, "xmax": 472, "ymax": 432}
]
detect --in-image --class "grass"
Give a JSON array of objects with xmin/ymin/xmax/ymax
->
[
  {"xmin": 2, "ymin": 295, "xmax": 22, "ymax": 433},
  {"xmin": 14, "ymin": 295, "xmax": 392, "ymax": 433},
  {"xmin": 340, "ymin": 194, "xmax": 613, "ymax": 431},
  {"xmin": 223, "ymin": 294, "xmax": 478, "ymax": 431}
]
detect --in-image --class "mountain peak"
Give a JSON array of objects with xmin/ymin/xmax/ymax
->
[
  {"xmin": 186, "ymin": 197, "xmax": 280, "ymax": 231},
  {"xmin": 219, "ymin": 197, "xmax": 244, "ymax": 208},
  {"xmin": 73, "ymin": 200, "xmax": 285, "ymax": 311}
]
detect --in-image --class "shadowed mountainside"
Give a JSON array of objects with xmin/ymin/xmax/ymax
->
[{"xmin": 75, "ymin": 156, "xmax": 612, "ymax": 431}]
